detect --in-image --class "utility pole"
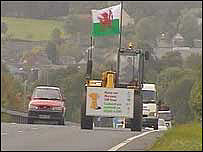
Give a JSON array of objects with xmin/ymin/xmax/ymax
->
[
  {"xmin": 46, "ymin": 70, "xmax": 48, "ymax": 85},
  {"xmin": 24, "ymin": 80, "xmax": 28, "ymax": 110}
]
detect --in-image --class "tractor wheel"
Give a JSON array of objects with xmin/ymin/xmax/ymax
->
[
  {"xmin": 58, "ymin": 117, "xmax": 65, "ymax": 125},
  {"xmin": 131, "ymin": 93, "xmax": 143, "ymax": 131},
  {"xmin": 154, "ymin": 118, "xmax": 158, "ymax": 130},
  {"xmin": 81, "ymin": 90, "xmax": 93, "ymax": 130}
]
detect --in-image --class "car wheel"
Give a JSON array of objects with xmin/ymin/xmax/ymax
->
[
  {"xmin": 28, "ymin": 118, "xmax": 33, "ymax": 124},
  {"xmin": 131, "ymin": 93, "xmax": 142, "ymax": 131},
  {"xmin": 58, "ymin": 117, "xmax": 65, "ymax": 125}
]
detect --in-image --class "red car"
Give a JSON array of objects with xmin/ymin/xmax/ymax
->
[{"xmin": 28, "ymin": 86, "xmax": 66, "ymax": 125}]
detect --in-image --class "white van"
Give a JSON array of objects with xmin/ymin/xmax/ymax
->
[{"xmin": 142, "ymin": 84, "xmax": 158, "ymax": 130}]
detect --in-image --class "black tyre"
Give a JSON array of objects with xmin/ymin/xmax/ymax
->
[
  {"xmin": 58, "ymin": 117, "xmax": 65, "ymax": 125},
  {"xmin": 125, "ymin": 118, "xmax": 131, "ymax": 128},
  {"xmin": 27, "ymin": 117, "xmax": 33, "ymax": 124},
  {"xmin": 131, "ymin": 92, "xmax": 143, "ymax": 131},
  {"xmin": 81, "ymin": 88, "xmax": 93, "ymax": 130},
  {"xmin": 154, "ymin": 118, "xmax": 158, "ymax": 130},
  {"xmin": 81, "ymin": 115, "xmax": 93, "ymax": 129}
]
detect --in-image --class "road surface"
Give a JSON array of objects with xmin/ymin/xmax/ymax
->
[{"xmin": 1, "ymin": 122, "xmax": 163, "ymax": 151}]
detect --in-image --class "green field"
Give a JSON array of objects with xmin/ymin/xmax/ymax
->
[
  {"xmin": 149, "ymin": 122, "xmax": 202, "ymax": 151},
  {"xmin": 1, "ymin": 17, "xmax": 65, "ymax": 41}
]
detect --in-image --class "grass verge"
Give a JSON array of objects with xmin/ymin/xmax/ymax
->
[
  {"xmin": 149, "ymin": 122, "xmax": 202, "ymax": 151},
  {"xmin": 1, "ymin": 112, "xmax": 13, "ymax": 123}
]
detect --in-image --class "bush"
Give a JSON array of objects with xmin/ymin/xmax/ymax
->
[
  {"xmin": 1, "ymin": 63, "xmax": 25, "ymax": 111},
  {"xmin": 1, "ymin": 22, "xmax": 8, "ymax": 34}
]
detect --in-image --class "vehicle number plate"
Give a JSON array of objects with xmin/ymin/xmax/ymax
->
[{"xmin": 39, "ymin": 115, "xmax": 50, "ymax": 119}]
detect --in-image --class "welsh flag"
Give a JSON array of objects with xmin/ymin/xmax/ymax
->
[{"xmin": 91, "ymin": 4, "xmax": 121, "ymax": 37}]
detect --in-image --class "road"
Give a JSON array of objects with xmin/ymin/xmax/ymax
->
[{"xmin": 1, "ymin": 122, "xmax": 163, "ymax": 151}]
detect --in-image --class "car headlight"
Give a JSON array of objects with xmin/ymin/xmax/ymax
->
[
  {"xmin": 52, "ymin": 106, "xmax": 63, "ymax": 111},
  {"xmin": 149, "ymin": 112, "xmax": 156, "ymax": 116},
  {"xmin": 29, "ymin": 104, "xmax": 38, "ymax": 110}
]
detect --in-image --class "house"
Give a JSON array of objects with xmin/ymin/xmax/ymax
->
[
  {"xmin": 60, "ymin": 56, "xmax": 76, "ymax": 65},
  {"xmin": 172, "ymin": 33, "xmax": 185, "ymax": 47}
]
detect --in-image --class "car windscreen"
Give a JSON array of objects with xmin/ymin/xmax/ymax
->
[
  {"xmin": 142, "ymin": 90, "xmax": 156, "ymax": 102},
  {"xmin": 32, "ymin": 88, "xmax": 61, "ymax": 100},
  {"xmin": 158, "ymin": 113, "xmax": 172, "ymax": 121}
]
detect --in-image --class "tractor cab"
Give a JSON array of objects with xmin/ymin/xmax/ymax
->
[{"xmin": 117, "ymin": 42, "xmax": 149, "ymax": 88}]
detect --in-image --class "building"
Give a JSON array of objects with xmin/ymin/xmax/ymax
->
[
  {"xmin": 155, "ymin": 32, "xmax": 202, "ymax": 59},
  {"xmin": 172, "ymin": 33, "xmax": 185, "ymax": 48}
]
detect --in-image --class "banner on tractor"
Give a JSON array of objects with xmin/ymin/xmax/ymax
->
[{"xmin": 86, "ymin": 87, "xmax": 134, "ymax": 118}]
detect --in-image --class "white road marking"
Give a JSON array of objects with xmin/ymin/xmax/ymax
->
[
  {"xmin": 11, "ymin": 123, "xmax": 17, "ymax": 125},
  {"xmin": 144, "ymin": 127, "xmax": 154, "ymax": 131},
  {"xmin": 108, "ymin": 130, "xmax": 159, "ymax": 151},
  {"xmin": 17, "ymin": 130, "xmax": 23, "ymax": 133}
]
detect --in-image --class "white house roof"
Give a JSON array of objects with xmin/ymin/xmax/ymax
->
[{"xmin": 173, "ymin": 33, "xmax": 184, "ymax": 40}]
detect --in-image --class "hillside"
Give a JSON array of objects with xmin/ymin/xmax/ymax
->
[{"xmin": 1, "ymin": 17, "xmax": 65, "ymax": 41}]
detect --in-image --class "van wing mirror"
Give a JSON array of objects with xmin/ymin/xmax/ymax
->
[
  {"xmin": 63, "ymin": 97, "xmax": 66, "ymax": 102},
  {"xmin": 145, "ymin": 51, "xmax": 149, "ymax": 60}
]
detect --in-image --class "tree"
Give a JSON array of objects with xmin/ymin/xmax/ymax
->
[
  {"xmin": 190, "ymin": 74, "xmax": 202, "ymax": 119},
  {"xmin": 64, "ymin": 15, "xmax": 85, "ymax": 34},
  {"xmin": 135, "ymin": 41, "xmax": 161, "ymax": 82},
  {"xmin": 60, "ymin": 41, "xmax": 83, "ymax": 63},
  {"xmin": 179, "ymin": 12, "xmax": 201, "ymax": 46},
  {"xmin": 46, "ymin": 41, "xmax": 58, "ymax": 64},
  {"xmin": 187, "ymin": 55, "xmax": 202, "ymax": 120},
  {"xmin": 165, "ymin": 76, "xmax": 195, "ymax": 123},
  {"xmin": 156, "ymin": 67, "xmax": 189, "ymax": 101},
  {"xmin": 160, "ymin": 51, "xmax": 183, "ymax": 70},
  {"xmin": 1, "ymin": 22, "xmax": 8, "ymax": 35},
  {"xmin": 1, "ymin": 63, "xmax": 25, "ymax": 111},
  {"xmin": 134, "ymin": 16, "xmax": 163, "ymax": 47},
  {"xmin": 184, "ymin": 53, "xmax": 202, "ymax": 70},
  {"xmin": 156, "ymin": 65, "xmax": 195, "ymax": 123},
  {"xmin": 51, "ymin": 28, "xmax": 61, "ymax": 45}
]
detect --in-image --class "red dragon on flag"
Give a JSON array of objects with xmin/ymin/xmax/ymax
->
[{"xmin": 97, "ymin": 9, "xmax": 113, "ymax": 31}]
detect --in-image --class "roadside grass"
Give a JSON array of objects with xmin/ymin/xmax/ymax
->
[
  {"xmin": 1, "ymin": 17, "xmax": 65, "ymax": 41},
  {"xmin": 149, "ymin": 121, "xmax": 202, "ymax": 151},
  {"xmin": 1, "ymin": 112, "xmax": 13, "ymax": 123}
]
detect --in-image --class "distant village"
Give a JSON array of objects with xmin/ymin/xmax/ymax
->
[{"xmin": 1, "ymin": 1, "xmax": 202, "ymax": 88}]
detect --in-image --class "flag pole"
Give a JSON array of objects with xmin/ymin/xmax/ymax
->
[
  {"xmin": 116, "ymin": 1, "xmax": 123, "ymax": 86},
  {"xmin": 119, "ymin": 1, "xmax": 123, "ymax": 50}
]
